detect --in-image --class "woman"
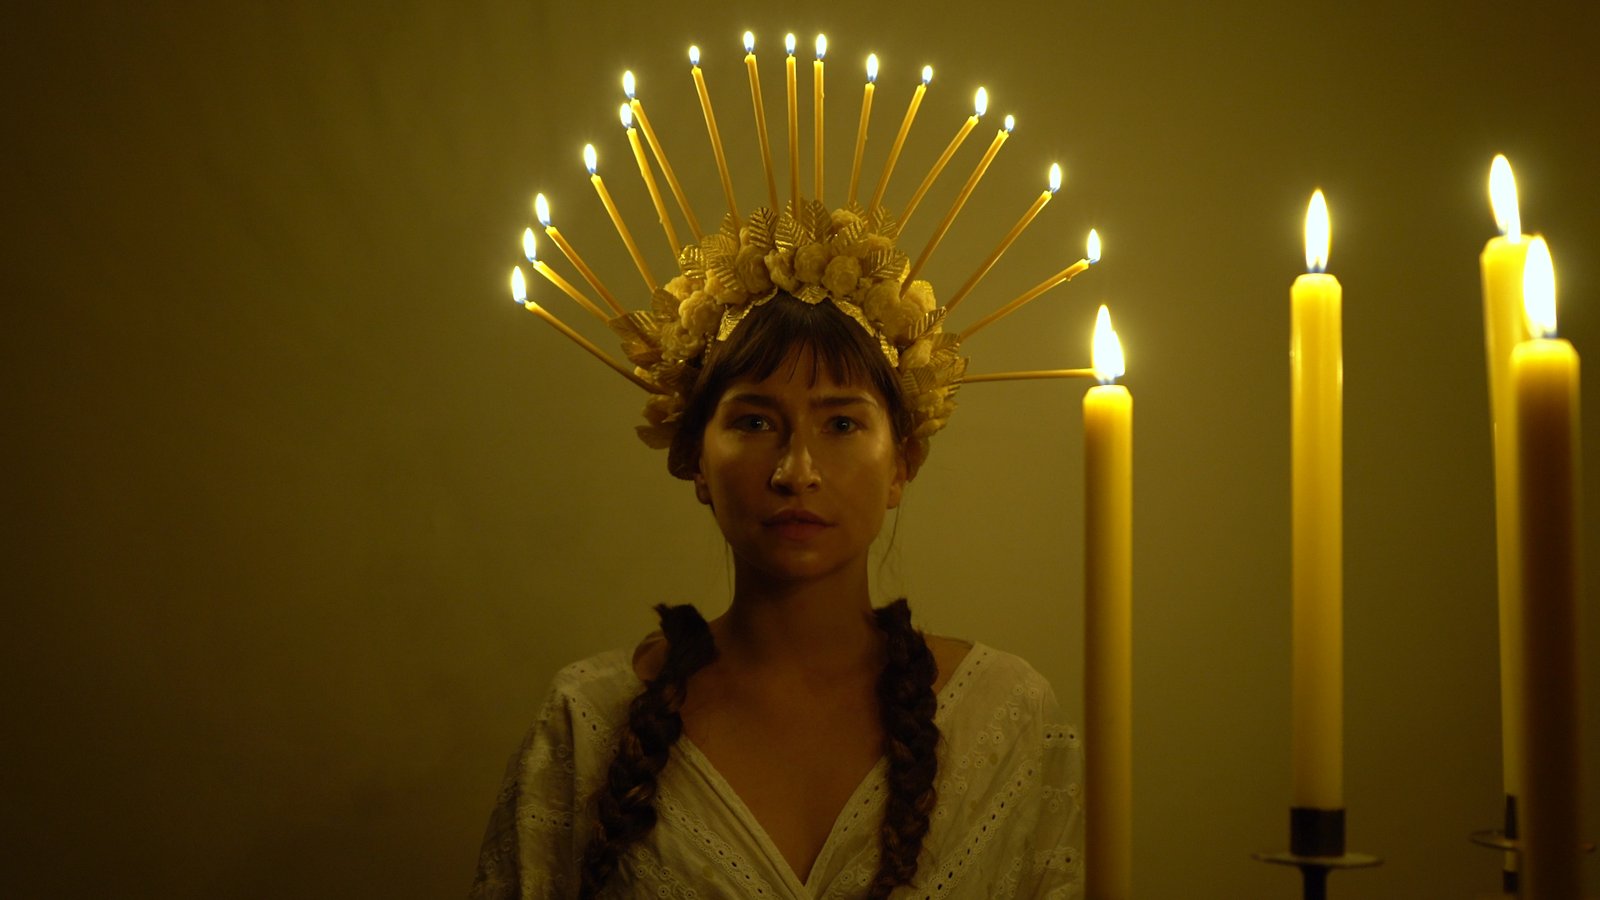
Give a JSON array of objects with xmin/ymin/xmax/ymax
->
[{"xmin": 475, "ymin": 205, "xmax": 1083, "ymax": 897}]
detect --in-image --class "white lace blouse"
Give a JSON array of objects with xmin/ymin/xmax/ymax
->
[{"xmin": 470, "ymin": 642, "xmax": 1084, "ymax": 899}]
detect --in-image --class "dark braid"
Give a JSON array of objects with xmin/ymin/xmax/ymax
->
[
  {"xmin": 578, "ymin": 603, "xmax": 716, "ymax": 898},
  {"xmin": 868, "ymin": 598, "xmax": 941, "ymax": 898}
]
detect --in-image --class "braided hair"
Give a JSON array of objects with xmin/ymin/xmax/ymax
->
[
  {"xmin": 578, "ymin": 599, "xmax": 940, "ymax": 896},
  {"xmin": 577, "ymin": 603, "xmax": 717, "ymax": 897}
]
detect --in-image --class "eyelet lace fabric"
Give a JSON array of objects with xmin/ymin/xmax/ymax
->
[{"xmin": 469, "ymin": 642, "xmax": 1083, "ymax": 899}]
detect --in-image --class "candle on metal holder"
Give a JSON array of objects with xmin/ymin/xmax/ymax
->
[
  {"xmin": 689, "ymin": 45, "xmax": 739, "ymax": 225},
  {"xmin": 522, "ymin": 228, "xmax": 610, "ymax": 324},
  {"xmin": 901, "ymin": 86, "xmax": 985, "ymax": 229},
  {"xmin": 743, "ymin": 32, "xmax": 779, "ymax": 212},
  {"xmin": 847, "ymin": 54, "xmax": 877, "ymax": 207},
  {"xmin": 626, "ymin": 71, "xmax": 703, "ymax": 241},
  {"xmin": 535, "ymin": 192, "xmax": 624, "ymax": 316},
  {"xmin": 621, "ymin": 103, "xmax": 680, "ymax": 255},
  {"xmin": 904, "ymin": 114, "xmax": 1012, "ymax": 288},
  {"xmin": 946, "ymin": 163, "xmax": 1060, "ymax": 312},
  {"xmin": 868, "ymin": 65, "xmax": 930, "ymax": 213},
  {"xmin": 959, "ymin": 229, "xmax": 1098, "ymax": 341},
  {"xmin": 585, "ymin": 144, "xmax": 656, "ymax": 292},
  {"xmin": 511, "ymin": 266, "xmax": 660, "ymax": 392}
]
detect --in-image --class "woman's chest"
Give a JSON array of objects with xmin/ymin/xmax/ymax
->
[{"xmin": 682, "ymin": 689, "xmax": 883, "ymax": 881}]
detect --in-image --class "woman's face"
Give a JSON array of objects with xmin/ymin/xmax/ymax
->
[{"xmin": 693, "ymin": 349, "xmax": 907, "ymax": 586}]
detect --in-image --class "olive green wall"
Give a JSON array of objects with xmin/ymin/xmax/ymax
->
[{"xmin": 6, "ymin": 1, "xmax": 1597, "ymax": 896}]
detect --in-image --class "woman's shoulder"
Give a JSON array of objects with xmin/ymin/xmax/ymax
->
[
  {"xmin": 545, "ymin": 646, "xmax": 641, "ymax": 709},
  {"xmin": 934, "ymin": 640, "xmax": 1060, "ymax": 721}
]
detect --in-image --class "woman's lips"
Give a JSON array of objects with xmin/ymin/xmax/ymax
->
[{"xmin": 764, "ymin": 509, "xmax": 831, "ymax": 539}]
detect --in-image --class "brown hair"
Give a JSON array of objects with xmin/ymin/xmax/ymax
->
[
  {"xmin": 579, "ymin": 296, "xmax": 941, "ymax": 895},
  {"xmin": 666, "ymin": 292, "xmax": 915, "ymax": 480}
]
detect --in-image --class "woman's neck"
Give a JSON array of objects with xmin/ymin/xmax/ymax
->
[{"xmin": 711, "ymin": 563, "xmax": 883, "ymax": 684}]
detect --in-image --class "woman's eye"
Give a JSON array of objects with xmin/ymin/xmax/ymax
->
[
  {"xmin": 731, "ymin": 414, "xmax": 772, "ymax": 432},
  {"xmin": 827, "ymin": 416, "xmax": 860, "ymax": 434}
]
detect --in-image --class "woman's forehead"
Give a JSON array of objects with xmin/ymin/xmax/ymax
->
[{"xmin": 719, "ymin": 349, "xmax": 883, "ymax": 404}]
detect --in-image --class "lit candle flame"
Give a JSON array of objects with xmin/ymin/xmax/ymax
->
[
  {"xmin": 1523, "ymin": 236, "xmax": 1557, "ymax": 339},
  {"xmin": 921, "ymin": 65, "xmax": 933, "ymax": 84},
  {"xmin": 511, "ymin": 266, "xmax": 527, "ymax": 304},
  {"xmin": 622, "ymin": 70, "xmax": 635, "ymax": 99},
  {"xmin": 1305, "ymin": 189, "xmax": 1330, "ymax": 273},
  {"xmin": 1003, "ymin": 114, "xmax": 1014, "ymax": 133},
  {"xmin": 1087, "ymin": 228, "xmax": 1102, "ymax": 264},
  {"xmin": 815, "ymin": 34, "xmax": 826, "ymax": 59},
  {"xmin": 1092, "ymin": 304, "xmax": 1125, "ymax": 383},
  {"xmin": 785, "ymin": 33, "xmax": 795, "ymax": 56},
  {"xmin": 743, "ymin": 31, "xmax": 754, "ymax": 54},
  {"xmin": 688, "ymin": 45, "xmax": 700, "ymax": 67},
  {"xmin": 534, "ymin": 193, "xmax": 551, "ymax": 227},
  {"xmin": 974, "ymin": 87, "xmax": 988, "ymax": 117},
  {"xmin": 583, "ymin": 143, "xmax": 597, "ymax": 174},
  {"xmin": 522, "ymin": 228, "xmax": 537, "ymax": 262},
  {"xmin": 867, "ymin": 53, "xmax": 878, "ymax": 82},
  {"xmin": 620, "ymin": 102, "xmax": 634, "ymax": 128},
  {"xmin": 1048, "ymin": 163, "xmax": 1062, "ymax": 193},
  {"xmin": 1490, "ymin": 154, "xmax": 1521, "ymax": 240}
]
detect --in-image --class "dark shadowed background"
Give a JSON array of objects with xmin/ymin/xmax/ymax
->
[{"xmin": 5, "ymin": 1, "xmax": 1597, "ymax": 896}]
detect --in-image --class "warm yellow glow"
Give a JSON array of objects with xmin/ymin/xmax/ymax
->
[
  {"xmin": 1305, "ymin": 189, "xmax": 1330, "ymax": 273},
  {"xmin": 743, "ymin": 31, "xmax": 754, "ymax": 54},
  {"xmin": 1523, "ymin": 236, "xmax": 1557, "ymax": 338},
  {"xmin": 1093, "ymin": 304, "xmax": 1125, "ymax": 382},
  {"xmin": 619, "ymin": 102, "xmax": 634, "ymax": 128},
  {"xmin": 921, "ymin": 65, "xmax": 933, "ymax": 84},
  {"xmin": 815, "ymin": 34, "xmax": 827, "ymax": 59},
  {"xmin": 1048, "ymin": 163, "xmax": 1062, "ymax": 193},
  {"xmin": 1490, "ymin": 154, "xmax": 1521, "ymax": 240},
  {"xmin": 583, "ymin": 143, "xmax": 597, "ymax": 173},
  {"xmin": 785, "ymin": 33, "xmax": 796, "ymax": 55},
  {"xmin": 622, "ymin": 70, "xmax": 636, "ymax": 99},
  {"xmin": 688, "ymin": 45, "xmax": 700, "ymax": 66},
  {"xmin": 974, "ymin": 87, "xmax": 988, "ymax": 117},
  {"xmin": 1003, "ymin": 114, "xmax": 1014, "ymax": 133},
  {"xmin": 534, "ymin": 193, "xmax": 551, "ymax": 226},
  {"xmin": 511, "ymin": 266, "xmax": 527, "ymax": 304},
  {"xmin": 522, "ymin": 228, "xmax": 537, "ymax": 262},
  {"xmin": 1087, "ymin": 228, "xmax": 1102, "ymax": 264},
  {"xmin": 866, "ymin": 53, "xmax": 879, "ymax": 82}
]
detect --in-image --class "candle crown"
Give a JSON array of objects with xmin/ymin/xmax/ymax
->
[{"xmin": 505, "ymin": 31, "xmax": 1100, "ymax": 477}]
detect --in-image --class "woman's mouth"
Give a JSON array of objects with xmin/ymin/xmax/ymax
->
[{"xmin": 764, "ymin": 509, "xmax": 831, "ymax": 539}]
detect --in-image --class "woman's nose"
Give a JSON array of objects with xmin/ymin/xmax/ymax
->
[{"xmin": 770, "ymin": 436, "xmax": 821, "ymax": 493}]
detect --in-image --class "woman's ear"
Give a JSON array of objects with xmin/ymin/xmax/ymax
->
[
  {"xmin": 887, "ymin": 443, "xmax": 910, "ymax": 509},
  {"xmin": 693, "ymin": 469, "xmax": 712, "ymax": 506}
]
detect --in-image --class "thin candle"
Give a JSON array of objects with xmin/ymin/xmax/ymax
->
[
  {"xmin": 904, "ymin": 114, "xmax": 1011, "ymax": 288},
  {"xmin": 869, "ymin": 65, "xmax": 931, "ymax": 213},
  {"xmin": 523, "ymin": 228, "xmax": 610, "ymax": 324},
  {"xmin": 585, "ymin": 144, "xmax": 657, "ymax": 292},
  {"xmin": 626, "ymin": 71, "xmax": 703, "ymax": 241},
  {"xmin": 743, "ymin": 32, "xmax": 779, "ymax": 212},
  {"xmin": 901, "ymin": 86, "xmax": 985, "ymax": 229},
  {"xmin": 1084, "ymin": 304, "xmax": 1133, "ymax": 899},
  {"xmin": 847, "ymin": 54, "xmax": 877, "ymax": 207},
  {"xmin": 1290, "ymin": 189, "xmax": 1343, "ymax": 819},
  {"xmin": 785, "ymin": 33, "xmax": 800, "ymax": 213},
  {"xmin": 961, "ymin": 367, "xmax": 1094, "ymax": 383},
  {"xmin": 959, "ymin": 229, "xmax": 1098, "ymax": 341},
  {"xmin": 621, "ymin": 103, "xmax": 680, "ymax": 255},
  {"xmin": 813, "ymin": 34, "xmax": 826, "ymax": 205},
  {"xmin": 1479, "ymin": 154, "xmax": 1530, "ymax": 825},
  {"xmin": 535, "ymin": 192, "xmax": 625, "ymax": 317},
  {"xmin": 947, "ymin": 163, "xmax": 1061, "ymax": 312},
  {"xmin": 1511, "ymin": 237, "xmax": 1583, "ymax": 899},
  {"xmin": 689, "ymin": 45, "xmax": 739, "ymax": 226},
  {"xmin": 511, "ymin": 266, "xmax": 662, "ymax": 392}
]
